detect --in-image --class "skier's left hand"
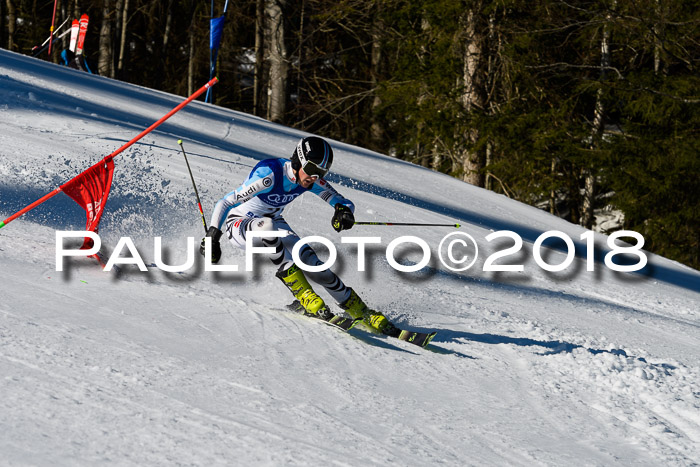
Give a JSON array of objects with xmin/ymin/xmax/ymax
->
[
  {"xmin": 332, "ymin": 204, "xmax": 355, "ymax": 232},
  {"xmin": 200, "ymin": 226, "xmax": 223, "ymax": 263}
]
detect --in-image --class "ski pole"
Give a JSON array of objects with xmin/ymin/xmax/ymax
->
[
  {"xmin": 178, "ymin": 139, "xmax": 208, "ymax": 232},
  {"xmin": 32, "ymin": 26, "xmax": 72, "ymax": 57},
  {"xmin": 32, "ymin": 17, "xmax": 69, "ymax": 55},
  {"xmin": 354, "ymin": 221, "xmax": 461, "ymax": 228}
]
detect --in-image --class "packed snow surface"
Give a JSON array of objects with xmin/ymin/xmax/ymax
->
[{"xmin": 1, "ymin": 49, "xmax": 699, "ymax": 465}]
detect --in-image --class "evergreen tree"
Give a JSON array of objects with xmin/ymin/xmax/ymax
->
[
  {"xmin": 602, "ymin": 0, "xmax": 700, "ymax": 267},
  {"xmin": 3, "ymin": 0, "xmax": 697, "ymax": 269}
]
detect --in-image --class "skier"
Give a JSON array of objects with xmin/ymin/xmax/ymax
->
[{"xmin": 200, "ymin": 136, "xmax": 400, "ymax": 337}]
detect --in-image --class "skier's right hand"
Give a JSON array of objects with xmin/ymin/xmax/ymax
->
[
  {"xmin": 200, "ymin": 226, "xmax": 223, "ymax": 263},
  {"xmin": 332, "ymin": 204, "xmax": 355, "ymax": 232}
]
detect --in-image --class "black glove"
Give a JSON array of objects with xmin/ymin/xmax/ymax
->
[
  {"xmin": 332, "ymin": 204, "xmax": 355, "ymax": 232},
  {"xmin": 200, "ymin": 226, "xmax": 223, "ymax": 263}
]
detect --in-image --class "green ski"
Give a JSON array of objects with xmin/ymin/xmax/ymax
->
[
  {"xmin": 397, "ymin": 330, "xmax": 438, "ymax": 348},
  {"xmin": 286, "ymin": 301, "xmax": 362, "ymax": 332}
]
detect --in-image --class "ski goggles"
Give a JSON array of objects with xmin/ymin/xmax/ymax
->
[
  {"xmin": 295, "ymin": 140, "xmax": 331, "ymax": 178},
  {"xmin": 301, "ymin": 160, "xmax": 329, "ymax": 179}
]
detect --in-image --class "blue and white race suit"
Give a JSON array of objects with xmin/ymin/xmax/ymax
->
[{"xmin": 209, "ymin": 158, "xmax": 355, "ymax": 303}]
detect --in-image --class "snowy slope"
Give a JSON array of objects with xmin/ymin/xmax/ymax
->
[{"xmin": 1, "ymin": 49, "xmax": 699, "ymax": 466}]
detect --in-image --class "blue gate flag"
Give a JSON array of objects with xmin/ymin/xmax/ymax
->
[{"xmin": 210, "ymin": 16, "xmax": 225, "ymax": 50}]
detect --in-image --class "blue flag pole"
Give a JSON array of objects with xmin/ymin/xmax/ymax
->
[
  {"xmin": 206, "ymin": 0, "xmax": 214, "ymax": 103},
  {"xmin": 206, "ymin": 0, "xmax": 228, "ymax": 103}
]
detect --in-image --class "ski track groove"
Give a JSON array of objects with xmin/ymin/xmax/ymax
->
[{"xmin": 0, "ymin": 311, "xmax": 380, "ymax": 465}]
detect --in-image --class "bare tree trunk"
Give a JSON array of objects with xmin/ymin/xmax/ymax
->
[
  {"xmin": 582, "ymin": 3, "xmax": 613, "ymax": 229},
  {"xmin": 60, "ymin": 0, "xmax": 68, "ymax": 51},
  {"xmin": 109, "ymin": 0, "xmax": 121, "ymax": 78},
  {"xmin": 50, "ymin": 0, "xmax": 63, "ymax": 63},
  {"xmin": 460, "ymin": 7, "xmax": 486, "ymax": 187},
  {"xmin": 254, "ymin": 0, "xmax": 265, "ymax": 116},
  {"xmin": 6, "ymin": 0, "xmax": 16, "ymax": 51},
  {"xmin": 113, "ymin": 0, "xmax": 122, "ymax": 76},
  {"xmin": 485, "ymin": 141, "xmax": 493, "ymax": 190},
  {"xmin": 295, "ymin": 0, "xmax": 305, "ymax": 124},
  {"xmin": 581, "ymin": 169, "xmax": 596, "ymax": 228},
  {"xmin": 418, "ymin": 15, "xmax": 436, "ymax": 168},
  {"xmin": 431, "ymin": 150, "xmax": 442, "ymax": 171},
  {"xmin": 117, "ymin": 0, "xmax": 129, "ymax": 72},
  {"xmin": 265, "ymin": 0, "xmax": 287, "ymax": 123},
  {"xmin": 653, "ymin": 0, "xmax": 664, "ymax": 75},
  {"xmin": 115, "ymin": 0, "xmax": 122, "ymax": 48},
  {"xmin": 0, "ymin": 0, "xmax": 4, "ymax": 51},
  {"xmin": 484, "ymin": 12, "xmax": 497, "ymax": 191},
  {"xmin": 162, "ymin": 0, "xmax": 173, "ymax": 52},
  {"xmin": 550, "ymin": 159, "xmax": 557, "ymax": 215},
  {"xmin": 188, "ymin": 25, "xmax": 195, "ymax": 95},
  {"xmin": 369, "ymin": 3, "xmax": 384, "ymax": 150},
  {"xmin": 97, "ymin": 0, "xmax": 112, "ymax": 76}
]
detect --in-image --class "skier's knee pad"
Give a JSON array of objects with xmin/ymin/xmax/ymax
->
[
  {"xmin": 248, "ymin": 217, "xmax": 277, "ymax": 244},
  {"xmin": 250, "ymin": 217, "xmax": 274, "ymax": 232},
  {"xmin": 248, "ymin": 217, "xmax": 294, "ymax": 269}
]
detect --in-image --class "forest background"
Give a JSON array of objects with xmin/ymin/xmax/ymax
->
[{"xmin": 2, "ymin": 0, "xmax": 698, "ymax": 269}]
